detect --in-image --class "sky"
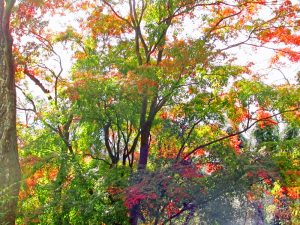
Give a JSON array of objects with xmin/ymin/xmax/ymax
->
[
  {"xmin": 48, "ymin": 0, "xmax": 300, "ymax": 86},
  {"xmin": 17, "ymin": 0, "xmax": 300, "ymax": 124}
]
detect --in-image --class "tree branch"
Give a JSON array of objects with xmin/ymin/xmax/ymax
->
[
  {"xmin": 102, "ymin": 0, "xmax": 132, "ymax": 26},
  {"xmin": 24, "ymin": 65, "xmax": 53, "ymax": 100},
  {"xmin": 184, "ymin": 107, "xmax": 300, "ymax": 159}
]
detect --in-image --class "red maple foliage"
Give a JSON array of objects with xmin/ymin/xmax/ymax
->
[
  {"xmin": 229, "ymin": 136, "xmax": 242, "ymax": 155},
  {"xmin": 256, "ymin": 109, "xmax": 278, "ymax": 129}
]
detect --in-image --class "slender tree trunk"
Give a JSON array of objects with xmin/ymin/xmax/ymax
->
[
  {"xmin": 129, "ymin": 204, "xmax": 139, "ymax": 225},
  {"xmin": 252, "ymin": 201, "xmax": 265, "ymax": 225},
  {"xmin": 129, "ymin": 126, "xmax": 151, "ymax": 225},
  {"xmin": 0, "ymin": 0, "xmax": 21, "ymax": 224},
  {"xmin": 129, "ymin": 93, "xmax": 158, "ymax": 224},
  {"xmin": 53, "ymin": 150, "xmax": 68, "ymax": 225},
  {"xmin": 138, "ymin": 123, "xmax": 150, "ymax": 170}
]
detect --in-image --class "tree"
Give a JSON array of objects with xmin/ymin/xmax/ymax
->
[
  {"xmin": 0, "ymin": 0, "xmax": 21, "ymax": 224},
  {"xmin": 72, "ymin": 1, "xmax": 299, "ymax": 224}
]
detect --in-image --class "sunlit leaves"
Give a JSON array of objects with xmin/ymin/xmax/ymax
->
[
  {"xmin": 15, "ymin": 0, "xmax": 300, "ymax": 224},
  {"xmin": 87, "ymin": 8, "xmax": 131, "ymax": 38}
]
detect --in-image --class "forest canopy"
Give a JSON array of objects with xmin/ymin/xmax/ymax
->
[{"xmin": 0, "ymin": 0, "xmax": 299, "ymax": 224}]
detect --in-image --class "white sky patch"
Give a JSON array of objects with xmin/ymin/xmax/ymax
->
[{"xmin": 17, "ymin": 1, "xmax": 300, "ymax": 124}]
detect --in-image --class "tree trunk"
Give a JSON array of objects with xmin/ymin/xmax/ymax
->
[
  {"xmin": 0, "ymin": 0, "xmax": 21, "ymax": 224},
  {"xmin": 129, "ymin": 204, "xmax": 139, "ymax": 225},
  {"xmin": 137, "ymin": 123, "xmax": 150, "ymax": 170}
]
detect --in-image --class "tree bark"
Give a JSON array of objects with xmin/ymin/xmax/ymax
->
[
  {"xmin": 0, "ymin": 0, "xmax": 21, "ymax": 224},
  {"xmin": 129, "ymin": 204, "xmax": 139, "ymax": 225},
  {"xmin": 137, "ymin": 123, "xmax": 150, "ymax": 170}
]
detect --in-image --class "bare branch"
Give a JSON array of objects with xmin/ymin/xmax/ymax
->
[
  {"xmin": 16, "ymin": 85, "xmax": 37, "ymax": 112},
  {"xmin": 83, "ymin": 153, "xmax": 111, "ymax": 166},
  {"xmin": 24, "ymin": 65, "xmax": 53, "ymax": 100}
]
